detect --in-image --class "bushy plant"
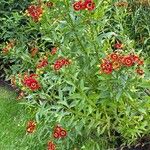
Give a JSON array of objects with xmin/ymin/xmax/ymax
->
[{"xmin": 0, "ymin": 0, "xmax": 150, "ymax": 149}]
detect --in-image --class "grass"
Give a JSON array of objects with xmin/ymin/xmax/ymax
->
[{"xmin": 0, "ymin": 86, "xmax": 43, "ymax": 150}]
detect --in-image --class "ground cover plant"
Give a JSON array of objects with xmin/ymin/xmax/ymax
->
[{"xmin": 0, "ymin": 0, "xmax": 150, "ymax": 149}]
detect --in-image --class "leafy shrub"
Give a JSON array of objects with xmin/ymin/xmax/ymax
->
[
  {"xmin": 0, "ymin": 0, "xmax": 150, "ymax": 149},
  {"xmin": 0, "ymin": 0, "xmax": 33, "ymax": 79}
]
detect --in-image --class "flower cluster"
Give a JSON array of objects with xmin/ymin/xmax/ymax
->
[
  {"xmin": 36, "ymin": 58, "xmax": 48, "ymax": 69},
  {"xmin": 73, "ymin": 0, "xmax": 95, "ymax": 11},
  {"xmin": 47, "ymin": 141, "xmax": 56, "ymax": 150},
  {"xmin": 100, "ymin": 52, "xmax": 144, "ymax": 75},
  {"xmin": 25, "ymin": 122, "xmax": 67, "ymax": 149},
  {"xmin": 53, "ymin": 125, "xmax": 67, "ymax": 139},
  {"xmin": 26, "ymin": 5, "xmax": 43, "ymax": 22},
  {"xmin": 22, "ymin": 73, "xmax": 41, "ymax": 91},
  {"xmin": 54, "ymin": 58, "xmax": 70, "ymax": 71},
  {"xmin": 26, "ymin": 121, "xmax": 36, "ymax": 133},
  {"xmin": 47, "ymin": 125, "xmax": 67, "ymax": 150}
]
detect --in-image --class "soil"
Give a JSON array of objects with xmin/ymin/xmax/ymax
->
[
  {"xmin": 0, "ymin": 79, "xmax": 18, "ymax": 92},
  {"xmin": 117, "ymin": 136, "xmax": 150, "ymax": 150}
]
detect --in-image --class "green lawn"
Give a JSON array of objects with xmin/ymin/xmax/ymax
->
[{"xmin": 0, "ymin": 87, "xmax": 42, "ymax": 150}]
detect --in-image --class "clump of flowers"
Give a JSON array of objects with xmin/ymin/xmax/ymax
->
[
  {"xmin": 26, "ymin": 5, "xmax": 43, "ymax": 22},
  {"xmin": 73, "ymin": 0, "xmax": 95, "ymax": 11},
  {"xmin": 47, "ymin": 141, "xmax": 56, "ymax": 150},
  {"xmin": 26, "ymin": 121, "xmax": 36, "ymax": 133},
  {"xmin": 22, "ymin": 73, "xmax": 41, "ymax": 91},
  {"xmin": 53, "ymin": 58, "xmax": 70, "ymax": 71},
  {"xmin": 53, "ymin": 125, "xmax": 67, "ymax": 139},
  {"xmin": 36, "ymin": 58, "xmax": 48, "ymax": 69},
  {"xmin": 99, "ymin": 52, "xmax": 144, "ymax": 75}
]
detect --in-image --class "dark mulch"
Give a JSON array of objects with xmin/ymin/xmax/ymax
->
[
  {"xmin": 117, "ymin": 136, "xmax": 150, "ymax": 150},
  {"xmin": 0, "ymin": 79, "xmax": 19, "ymax": 92}
]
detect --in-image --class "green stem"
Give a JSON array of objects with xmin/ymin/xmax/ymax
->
[
  {"xmin": 68, "ymin": 15, "xmax": 87, "ymax": 54},
  {"xmin": 59, "ymin": 4, "xmax": 87, "ymax": 54}
]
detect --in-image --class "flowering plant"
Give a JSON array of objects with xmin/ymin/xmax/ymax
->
[{"xmin": 0, "ymin": 0, "xmax": 150, "ymax": 149}]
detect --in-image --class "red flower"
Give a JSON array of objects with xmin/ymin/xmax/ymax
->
[
  {"xmin": 30, "ymin": 80, "xmax": 40, "ymax": 91},
  {"xmin": 25, "ymin": 78, "xmax": 40, "ymax": 91},
  {"xmin": 53, "ymin": 125, "xmax": 67, "ymax": 139},
  {"xmin": 51, "ymin": 47, "xmax": 57, "ymax": 55},
  {"xmin": 99, "ymin": 52, "xmax": 145, "ymax": 76},
  {"xmin": 101, "ymin": 61, "xmax": 113, "ymax": 74},
  {"xmin": 84, "ymin": 0, "xmax": 95, "ymax": 11},
  {"xmin": 122, "ymin": 56, "xmax": 134, "ymax": 67},
  {"xmin": 37, "ymin": 59, "xmax": 48, "ymax": 68},
  {"xmin": 101, "ymin": 60, "xmax": 112, "ymax": 69},
  {"xmin": 53, "ymin": 132, "xmax": 60, "ymax": 139},
  {"xmin": 109, "ymin": 53, "xmax": 119, "ymax": 62},
  {"xmin": 60, "ymin": 129, "xmax": 67, "ymax": 138},
  {"xmin": 102, "ymin": 67, "xmax": 113, "ymax": 74},
  {"xmin": 23, "ymin": 74, "xmax": 40, "ymax": 91},
  {"xmin": 48, "ymin": 141, "xmax": 56, "ymax": 150},
  {"xmin": 114, "ymin": 42, "xmax": 123, "ymax": 49},
  {"xmin": 26, "ymin": 121, "xmax": 36, "ymax": 133},
  {"xmin": 26, "ymin": 5, "xmax": 43, "ymax": 22},
  {"xmin": 73, "ymin": 1, "xmax": 83, "ymax": 11},
  {"xmin": 53, "ymin": 58, "xmax": 70, "ymax": 71},
  {"xmin": 136, "ymin": 68, "xmax": 144, "ymax": 75},
  {"xmin": 54, "ymin": 63, "xmax": 62, "ymax": 71}
]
